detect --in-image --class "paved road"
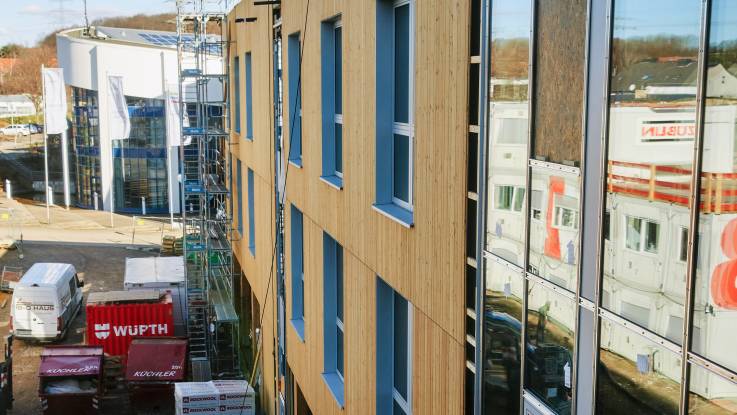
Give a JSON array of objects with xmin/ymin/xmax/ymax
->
[{"xmin": 0, "ymin": 242, "xmax": 154, "ymax": 414}]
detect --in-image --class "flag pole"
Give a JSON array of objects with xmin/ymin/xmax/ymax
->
[
  {"xmin": 41, "ymin": 64, "xmax": 51, "ymax": 224},
  {"xmin": 107, "ymin": 72, "xmax": 115, "ymax": 228}
]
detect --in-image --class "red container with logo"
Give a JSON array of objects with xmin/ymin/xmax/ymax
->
[
  {"xmin": 85, "ymin": 290, "xmax": 173, "ymax": 358},
  {"xmin": 38, "ymin": 346, "xmax": 103, "ymax": 415}
]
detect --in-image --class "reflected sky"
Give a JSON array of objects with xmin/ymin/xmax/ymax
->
[{"xmin": 491, "ymin": 0, "xmax": 531, "ymax": 40}]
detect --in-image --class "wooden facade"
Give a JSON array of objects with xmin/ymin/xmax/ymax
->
[{"xmin": 228, "ymin": 0, "xmax": 471, "ymax": 413}]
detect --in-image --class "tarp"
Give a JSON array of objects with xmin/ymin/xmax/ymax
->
[
  {"xmin": 41, "ymin": 68, "xmax": 68, "ymax": 134},
  {"xmin": 125, "ymin": 338, "xmax": 187, "ymax": 381},
  {"xmin": 124, "ymin": 257, "xmax": 185, "ymax": 286},
  {"xmin": 39, "ymin": 347, "xmax": 102, "ymax": 377},
  {"xmin": 107, "ymin": 75, "xmax": 130, "ymax": 140}
]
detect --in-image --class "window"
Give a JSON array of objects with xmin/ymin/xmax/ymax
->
[
  {"xmin": 233, "ymin": 56, "xmax": 240, "ymax": 133},
  {"xmin": 376, "ymin": 277, "xmax": 412, "ymax": 415},
  {"xmin": 247, "ymin": 168, "xmax": 255, "ymax": 255},
  {"xmin": 603, "ymin": 210, "xmax": 611, "ymax": 241},
  {"xmin": 290, "ymin": 205, "xmax": 305, "ymax": 340},
  {"xmin": 322, "ymin": 232, "xmax": 345, "ymax": 407},
  {"xmin": 625, "ymin": 216, "xmax": 659, "ymax": 254},
  {"xmin": 244, "ymin": 52, "xmax": 253, "ymax": 139},
  {"xmin": 320, "ymin": 18, "xmax": 344, "ymax": 187},
  {"xmin": 237, "ymin": 160, "xmax": 243, "ymax": 235},
  {"xmin": 374, "ymin": 0, "xmax": 415, "ymax": 226},
  {"xmin": 678, "ymin": 227, "xmax": 688, "ymax": 263},
  {"xmin": 288, "ymin": 33, "xmax": 302, "ymax": 164},
  {"xmin": 531, "ymin": 190, "xmax": 543, "ymax": 220},
  {"xmin": 553, "ymin": 206, "xmax": 578, "ymax": 230}
]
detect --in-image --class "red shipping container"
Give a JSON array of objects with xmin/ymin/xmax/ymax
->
[{"xmin": 85, "ymin": 290, "xmax": 174, "ymax": 358}]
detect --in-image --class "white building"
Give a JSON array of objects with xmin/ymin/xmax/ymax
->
[
  {"xmin": 0, "ymin": 95, "xmax": 36, "ymax": 118},
  {"xmin": 56, "ymin": 26, "xmax": 224, "ymax": 215}
]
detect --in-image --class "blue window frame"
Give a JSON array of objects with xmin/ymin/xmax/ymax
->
[
  {"xmin": 288, "ymin": 33, "xmax": 302, "ymax": 165},
  {"xmin": 236, "ymin": 160, "xmax": 243, "ymax": 235},
  {"xmin": 320, "ymin": 17, "xmax": 344, "ymax": 189},
  {"xmin": 290, "ymin": 204, "xmax": 305, "ymax": 340},
  {"xmin": 245, "ymin": 52, "xmax": 253, "ymax": 140},
  {"xmin": 247, "ymin": 168, "xmax": 255, "ymax": 255},
  {"xmin": 322, "ymin": 232, "xmax": 345, "ymax": 407},
  {"xmin": 374, "ymin": 0, "xmax": 414, "ymax": 227},
  {"xmin": 233, "ymin": 56, "xmax": 240, "ymax": 133},
  {"xmin": 376, "ymin": 277, "xmax": 412, "ymax": 415}
]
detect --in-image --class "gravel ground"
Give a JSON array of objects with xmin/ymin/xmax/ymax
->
[{"xmin": 0, "ymin": 242, "xmax": 154, "ymax": 414}]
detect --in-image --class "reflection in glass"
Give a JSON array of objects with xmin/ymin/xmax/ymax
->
[
  {"xmin": 532, "ymin": 0, "xmax": 586, "ymax": 165},
  {"xmin": 692, "ymin": 0, "xmax": 737, "ymax": 376},
  {"xmin": 528, "ymin": 168, "xmax": 580, "ymax": 291},
  {"xmin": 596, "ymin": 319, "xmax": 681, "ymax": 414},
  {"xmin": 72, "ymin": 87, "xmax": 102, "ymax": 209},
  {"xmin": 483, "ymin": 260, "xmax": 524, "ymax": 414},
  {"xmin": 484, "ymin": 0, "xmax": 531, "ymax": 267},
  {"xmin": 688, "ymin": 364, "xmax": 737, "ymax": 414},
  {"xmin": 524, "ymin": 283, "xmax": 575, "ymax": 414},
  {"xmin": 602, "ymin": 0, "xmax": 700, "ymax": 343}
]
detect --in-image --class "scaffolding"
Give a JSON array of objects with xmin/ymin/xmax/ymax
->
[{"xmin": 176, "ymin": 0, "xmax": 241, "ymax": 380}]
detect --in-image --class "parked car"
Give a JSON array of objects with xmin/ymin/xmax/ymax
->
[
  {"xmin": 27, "ymin": 124, "xmax": 40, "ymax": 134},
  {"xmin": 10, "ymin": 263, "xmax": 84, "ymax": 342},
  {"xmin": 0, "ymin": 125, "xmax": 31, "ymax": 136}
]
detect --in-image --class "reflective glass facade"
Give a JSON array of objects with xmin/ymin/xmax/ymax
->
[
  {"xmin": 72, "ymin": 87, "xmax": 101, "ymax": 208},
  {"xmin": 477, "ymin": 0, "xmax": 737, "ymax": 414},
  {"xmin": 71, "ymin": 87, "xmax": 169, "ymax": 214},
  {"xmin": 112, "ymin": 96, "xmax": 169, "ymax": 214}
]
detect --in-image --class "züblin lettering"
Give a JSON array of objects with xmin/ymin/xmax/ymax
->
[{"xmin": 641, "ymin": 124, "xmax": 695, "ymax": 138}]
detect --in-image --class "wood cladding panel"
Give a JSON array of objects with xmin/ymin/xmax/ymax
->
[{"xmin": 533, "ymin": 0, "xmax": 587, "ymax": 165}]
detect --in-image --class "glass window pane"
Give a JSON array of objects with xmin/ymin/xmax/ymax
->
[
  {"xmin": 337, "ymin": 326, "xmax": 344, "ymax": 377},
  {"xmin": 335, "ymin": 25, "xmax": 343, "ymax": 115},
  {"xmin": 335, "ymin": 122, "xmax": 343, "ymax": 174},
  {"xmin": 393, "ymin": 400, "xmax": 407, "ymax": 415},
  {"xmin": 336, "ymin": 245, "xmax": 343, "ymax": 321},
  {"xmin": 482, "ymin": 259, "xmax": 523, "ymax": 415},
  {"xmin": 596, "ymin": 319, "xmax": 681, "ymax": 414},
  {"xmin": 393, "ymin": 134, "xmax": 410, "ymax": 203},
  {"xmin": 393, "ymin": 294, "xmax": 408, "ymax": 400},
  {"xmin": 692, "ymin": 0, "xmax": 737, "ymax": 375},
  {"xmin": 393, "ymin": 4, "xmax": 410, "ymax": 124},
  {"xmin": 528, "ymin": 167, "xmax": 580, "ymax": 290},
  {"xmin": 524, "ymin": 283, "xmax": 575, "ymax": 414},
  {"xmin": 532, "ymin": 0, "xmax": 586, "ymax": 165},
  {"xmin": 484, "ymin": 0, "xmax": 531, "ymax": 268},
  {"xmin": 688, "ymin": 364, "xmax": 737, "ymax": 414},
  {"xmin": 603, "ymin": 0, "xmax": 700, "ymax": 344}
]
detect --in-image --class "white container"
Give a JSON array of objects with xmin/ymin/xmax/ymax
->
[
  {"xmin": 125, "ymin": 256, "xmax": 187, "ymax": 336},
  {"xmin": 175, "ymin": 382, "xmax": 219, "ymax": 414},
  {"xmin": 212, "ymin": 380, "xmax": 255, "ymax": 414}
]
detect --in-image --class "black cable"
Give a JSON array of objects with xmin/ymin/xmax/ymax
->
[{"xmin": 238, "ymin": 1, "xmax": 311, "ymax": 413}]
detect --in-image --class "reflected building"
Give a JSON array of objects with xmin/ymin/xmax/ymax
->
[{"xmin": 474, "ymin": 0, "xmax": 737, "ymax": 414}]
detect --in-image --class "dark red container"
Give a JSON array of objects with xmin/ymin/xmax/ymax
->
[
  {"xmin": 85, "ymin": 290, "xmax": 174, "ymax": 358},
  {"xmin": 126, "ymin": 337, "xmax": 188, "ymax": 415},
  {"xmin": 38, "ymin": 346, "xmax": 103, "ymax": 415}
]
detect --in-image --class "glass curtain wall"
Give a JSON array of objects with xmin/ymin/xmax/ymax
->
[
  {"xmin": 112, "ymin": 96, "xmax": 169, "ymax": 214},
  {"xmin": 72, "ymin": 87, "xmax": 101, "ymax": 208},
  {"xmin": 482, "ymin": 0, "xmax": 586, "ymax": 413},
  {"xmin": 481, "ymin": 0, "xmax": 737, "ymax": 413}
]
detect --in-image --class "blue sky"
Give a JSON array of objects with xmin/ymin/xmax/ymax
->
[{"xmin": 0, "ymin": 0, "xmax": 177, "ymax": 47}]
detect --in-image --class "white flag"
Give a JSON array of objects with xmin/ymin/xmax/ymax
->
[
  {"xmin": 165, "ymin": 88, "xmax": 190, "ymax": 146},
  {"xmin": 107, "ymin": 75, "xmax": 130, "ymax": 140},
  {"xmin": 42, "ymin": 68, "xmax": 68, "ymax": 134}
]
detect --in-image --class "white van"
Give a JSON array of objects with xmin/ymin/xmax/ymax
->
[{"xmin": 10, "ymin": 263, "xmax": 84, "ymax": 341}]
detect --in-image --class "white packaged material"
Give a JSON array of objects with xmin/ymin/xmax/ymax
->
[
  {"xmin": 125, "ymin": 256, "xmax": 187, "ymax": 336},
  {"xmin": 212, "ymin": 380, "xmax": 256, "ymax": 405},
  {"xmin": 175, "ymin": 382, "xmax": 219, "ymax": 414}
]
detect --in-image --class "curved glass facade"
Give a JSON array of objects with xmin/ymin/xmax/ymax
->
[
  {"xmin": 72, "ymin": 87, "xmax": 102, "ymax": 209},
  {"xmin": 113, "ymin": 96, "xmax": 169, "ymax": 214},
  {"xmin": 71, "ymin": 87, "xmax": 169, "ymax": 214}
]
